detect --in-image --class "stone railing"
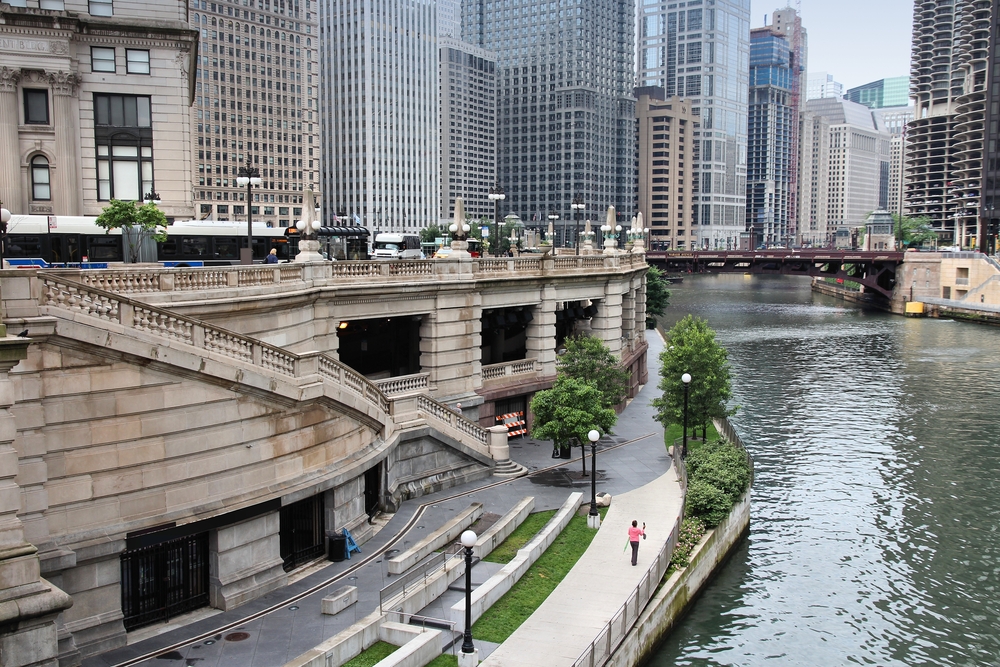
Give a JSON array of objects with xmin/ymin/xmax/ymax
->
[
  {"xmin": 38, "ymin": 275, "xmax": 391, "ymax": 416},
  {"xmin": 375, "ymin": 372, "xmax": 430, "ymax": 397},
  {"xmin": 415, "ymin": 395, "xmax": 489, "ymax": 447},
  {"xmin": 481, "ymin": 359, "xmax": 539, "ymax": 382},
  {"xmin": 46, "ymin": 254, "xmax": 645, "ymax": 298}
]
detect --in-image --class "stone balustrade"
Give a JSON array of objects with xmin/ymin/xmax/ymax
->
[
  {"xmin": 375, "ymin": 372, "xmax": 431, "ymax": 397},
  {"xmin": 481, "ymin": 359, "xmax": 540, "ymax": 382}
]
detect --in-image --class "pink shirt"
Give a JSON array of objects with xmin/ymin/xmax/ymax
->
[{"xmin": 628, "ymin": 525, "xmax": 644, "ymax": 541}]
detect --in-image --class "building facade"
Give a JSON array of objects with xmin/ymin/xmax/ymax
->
[
  {"xmin": 806, "ymin": 71, "xmax": 842, "ymax": 100},
  {"xmin": 798, "ymin": 107, "xmax": 830, "ymax": 245},
  {"xmin": 320, "ymin": 0, "xmax": 439, "ymax": 233},
  {"xmin": 636, "ymin": 89, "xmax": 695, "ymax": 250},
  {"xmin": 190, "ymin": 0, "xmax": 318, "ymax": 228},
  {"xmin": 846, "ymin": 76, "xmax": 911, "ymax": 109},
  {"xmin": 439, "ymin": 37, "xmax": 496, "ymax": 223},
  {"xmin": 0, "ymin": 0, "xmax": 197, "ymax": 222},
  {"xmin": 465, "ymin": 0, "xmax": 637, "ymax": 247},
  {"xmin": 637, "ymin": 0, "xmax": 751, "ymax": 250}
]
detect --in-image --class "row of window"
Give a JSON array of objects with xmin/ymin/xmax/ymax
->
[
  {"xmin": 92, "ymin": 47, "xmax": 150, "ymax": 75},
  {"xmin": 6, "ymin": 0, "xmax": 111, "ymax": 14}
]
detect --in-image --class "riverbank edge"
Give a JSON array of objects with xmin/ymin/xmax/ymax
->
[
  {"xmin": 604, "ymin": 419, "xmax": 752, "ymax": 667},
  {"xmin": 810, "ymin": 278, "xmax": 891, "ymax": 310}
]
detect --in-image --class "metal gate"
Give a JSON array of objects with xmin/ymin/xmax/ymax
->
[
  {"xmin": 120, "ymin": 532, "xmax": 210, "ymax": 631},
  {"xmin": 279, "ymin": 494, "xmax": 325, "ymax": 571}
]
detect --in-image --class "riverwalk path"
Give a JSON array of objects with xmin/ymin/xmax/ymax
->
[{"xmin": 82, "ymin": 333, "xmax": 677, "ymax": 667}]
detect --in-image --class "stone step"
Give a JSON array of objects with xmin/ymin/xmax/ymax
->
[{"xmin": 491, "ymin": 460, "xmax": 528, "ymax": 478}]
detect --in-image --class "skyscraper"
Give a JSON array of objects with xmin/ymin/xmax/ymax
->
[
  {"xmin": 320, "ymin": 0, "xmax": 439, "ymax": 233},
  {"xmin": 806, "ymin": 71, "xmax": 843, "ymax": 100},
  {"xmin": 845, "ymin": 76, "xmax": 911, "ymax": 109},
  {"xmin": 637, "ymin": 0, "xmax": 750, "ymax": 250},
  {"xmin": 191, "ymin": 0, "xmax": 318, "ymax": 228},
  {"xmin": 464, "ymin": 0, "xmax": 636, "ymax": 246}
]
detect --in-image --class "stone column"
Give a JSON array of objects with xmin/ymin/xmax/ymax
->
[
  {"xmin": 634, "ymin": 273, "xmax": 648, "ymax": 342},
  {"xmin": 0, "ymin": 335, "xmax": 73, "ymax": 667},
  {"xmin": 49, "ymin": 72, "xmax": 82, "ymax": 217},
  {"xmin": 621, "ymin": 285, "xmax": 635, "ymax": 346},
  {"xmin": 0, "ymin": 67, "xmax": 23, "ymax": 213},
  {"xmin": 418, "ymin": 288, "xmax": 483, "ymax": 408},
  {"xmin": 591, "ymin": 281, "xmax": 624, "ymax": 357},
  {"xmin": 524, "ymin": 284, "xmax": 557, "ymax": 378}
]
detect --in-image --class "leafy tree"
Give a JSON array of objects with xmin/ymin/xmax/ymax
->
[
  {"xmin": 420, "ymin": 224, "xmax": 443, "ymax": 244},
  {"xmin": 645, "ymin": 265, "xmax": 670, "ymax": 328},
  {"xmin": 531, "ymin": 376, "xmax": 617, "ymax": 461},
  {"xmin": 558, "ymin": 334, "xmax": 630, "ymax": 410},
  {"xmin": 652, "ymin": 315, "xmax": 733, "ymax": 440},
  {"xmin": 95, "ymin": 199, "xmax": 167, "ymax": 263},
  {"xmin": 893, "ymin": 213, "xmax": 937, "ymax": 248}
]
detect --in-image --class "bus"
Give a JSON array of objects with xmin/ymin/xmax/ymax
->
[
  {"xmin": 373, "ymin": 233, "xmax": 422, "ymax": 259},
  {"xmin": 284, "ymin": 225, "xmax": 370, "ymax": 260}
]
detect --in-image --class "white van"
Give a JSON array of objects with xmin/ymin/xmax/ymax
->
[{"xmin": 373, "ymin": 233, "xmax": 422, "ymax": 259}]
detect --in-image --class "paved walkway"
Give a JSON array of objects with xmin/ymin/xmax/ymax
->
[
  {"xmin": 481, "ymin": 473, "xmax": 683, "ymax": 666},
  {"xmin": 82, "ymin": 333, "xmax": 673, "ymax": 667}
]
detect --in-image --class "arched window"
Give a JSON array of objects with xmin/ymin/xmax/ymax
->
[{"xmin": 31, "ymin": 155, "xmax": 50, "ymax": 201}]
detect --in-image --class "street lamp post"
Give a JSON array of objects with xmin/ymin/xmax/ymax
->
[
  {"xmin": 459, "ymin": 529, "xmax": 478, "ymax": 666},
  {"xmin": 236, "ymin": 158, "xmax": 262, "ymax": 265},
  {"xmin": 681, "ymin": 373, "xmax": 691, "ymax": 457},
  {"xmin": 488, "ymin": 185, "xmax": 506, "ymax": 257},
  {"xmin": 587, "ymin": 429, "xmax": 601, "ymax": 529},
  {"xmin": 547, "ymin": 212, "xmax": 559, "ymax": 246},
  {"xmin": 0, "ymin": 202, "xmax": 10, "ymax": 269},
  {"xmin": 572, "ymin": 196, "xmax": 584, "ymax": 255}
]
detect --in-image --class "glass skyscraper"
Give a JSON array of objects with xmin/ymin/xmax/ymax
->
[
  {"xmin": 637, "ymin": 0, "xmax": 750, "ymax": 249},
  {"xmin": 845, "ymin": 76, "xmax": 910, "ymax": 109},
  {"xmin": 463, "ymin": 0, "xmax": 636, "ymax": 245}
]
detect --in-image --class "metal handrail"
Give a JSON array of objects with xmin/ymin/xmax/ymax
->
[{"xmin": 379, "ymin": 552, "xmax": 456, "ymax": 612}]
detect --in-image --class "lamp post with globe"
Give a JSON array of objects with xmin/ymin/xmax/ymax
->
[
  {"xmin": 587, "ymin": 429, "xmax": 602, "ymax": 529},
  {"xmin": 459, "ymin": 529, "xmax": 478, "ymax": 667}
]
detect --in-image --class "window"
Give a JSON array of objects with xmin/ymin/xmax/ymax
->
[
  {"xmin": 24, "ymin": 89, "xmax": 49, "ymax": 125},
  {"xmin": 31, "ymin": 156, "xmax": 51, "ymax": 201},
  {"xmin": 126, "ymin": 50, "xmax": 150, "ymax": 75},
  {"xmin": 91, "ymin": 47, "xmax": 116, "ymax": 73},
  {"xmin": 89, "ymin": 0, "xmax": 112, "ymax": 15},
  {"xmin": 39, "ymin": 0, "xmax": 64, "ymax": 8},
  {"xmin": 94, "ymin": 94, "xmax": 154, "ymax": 201}
]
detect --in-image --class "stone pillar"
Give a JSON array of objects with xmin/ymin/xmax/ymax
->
[
  {"xmin": 621, "ymin": 286, "xmax": 635, "ymax": 346},
  {"xmin": 591, "ymin": 282, "xmax": 624, "ymax": 357},
  {"xmin": 209, "ymin": 511, "xmax": 287, "ymax": 611},
  {"xmin": 0, "ymin": 336, "xmax": 73, "ymax": 667},
  {"xmin": 49, "ymin": 72, "xmax": 82, "ymax": 217},
  {"xmin": 525, "ymin": 284, "xmax": 557, "ymax": 378},
  {"xmin": 488, "ymin": 426, "xmax": 510, "ymax": 462},
  {"xmin": 418, "ymin": 289, "xmax": 482, "ymax": 407},
  {"xmin": 0, "ymin": 67, "xmax": 23, "ymax": 213}
]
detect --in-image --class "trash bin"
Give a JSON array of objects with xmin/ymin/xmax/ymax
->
[{"xmin": 328, "ymin": 532, "xmax": 347, "ymax": 562}]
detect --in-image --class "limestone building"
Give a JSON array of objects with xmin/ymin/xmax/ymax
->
[
  {"xmin": 0, "ymin": 0, "xmax": 198, "ymax": 222},
  {"xmin": 635, "ymin": 89, "xmax": 695, "ymax": 250},
  {"xmin": 189, "ymin": 0, "xmax": 319, "ymax": 227}
]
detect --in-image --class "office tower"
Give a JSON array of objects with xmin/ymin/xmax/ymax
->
[
  {"xmin": 872, "ymin": 106, "xmax": 914, "ymax": 216},
  {"xmin": 437, "ymin": 0, "xmax": 461, "ymax": 38},
  {"xmin": 191, "ymin": 0, "xmax": 317, "ymax": 228},
  {"xmin": 465, "ymin": 0, "xmax": 637, "ymax": 247},
  {"xmin": 806, "ymin": 71, "xmax": 843, "ymax": 100},
  {"xmin": 801, "ymin": 98, "xmax": 892, "ymax": 243},
  {"xmin": 846, "ymin": 76, "xmax": 911, "ymax": 109},
  {"xmin": 1, "ymin": 0, "xmax": 197, "ymax": 221},
  {"xmin": 320, "ymin": 0, "xmax": 438, "ymax": 233},
  {"xmin": 440, "ymin": 37, "xmax": 496, "ymax": 222},
  {"xmin": 981, "ymin": 0, "xmax": 1000, "ymax": 251},
  {"xmin": 637, "ymin": 0, "xmax": 750, "ymax": 250},
  {"xmin": 798, "ymin": 109, "xmax": 830, "ymax": 245},
  {"xmin": 747, "ymin": 8, "xmax": 805, "ymax": 249},
  {"xmin": 636, "ymin": 88, "xmax": 695, "ymax": 250}
]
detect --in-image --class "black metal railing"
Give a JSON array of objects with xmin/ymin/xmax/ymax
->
[
  {"xmin": 121, "ymin": 532, "xmax": 210, "ymax": 631},
  {"xmin": 280, "ymin": 494, "xmax": 326, "ymax": 572}
]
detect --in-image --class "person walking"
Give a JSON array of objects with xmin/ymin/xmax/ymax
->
[
  {"xmin": 265, "ymin": 248, "xmax": 279, "ymax": 264},
  {"xmin": 628, "ymin": 520, "xmax": 645, "ymax": 566}
]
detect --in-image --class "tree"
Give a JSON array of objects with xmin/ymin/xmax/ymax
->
[
  {"xmin": 531, "ymin": 376, "xmax": 617, "ymax": 460},
  {"xmin": 652, "ymin": 315, "xmax": 733, "ymax": 440},
  {"xmin": 558, "ymin": 334, "xmax": 630, "ymax": 410},
  {"xmin": 420, "ymin": 224, "xmax": 443, "ymax": 244},
  {"xmin": 95, "ymin": 199, "xmax": 168, "ymax": 263},
  {"xmin": 893, "ymin": 213, "xmax": 937, "ymax": 248},
  {"xmin": 645, "ymin": 265, "xmax": 671, "ymax": 328}
]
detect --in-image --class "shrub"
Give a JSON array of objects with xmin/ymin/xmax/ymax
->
[
  {"xmin": 685, "ymin": 479, "xmax": 733, "ymax": 527},
  {"xmin": 686, "ymin": 440, "xmax": 751, "ymax": 498},
  {"xmin": 669, "ymin": 517, "xmax": 706, "ymax": 570}
]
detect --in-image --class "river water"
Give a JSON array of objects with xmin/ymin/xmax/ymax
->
[{"xmin": 647, "ymin": 275, "xmax": 1000, "ymax": 667}]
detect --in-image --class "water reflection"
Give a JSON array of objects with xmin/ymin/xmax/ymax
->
[{"xmin": 647, "ymin": 275, "xmax": 1000, "ymax": 667}]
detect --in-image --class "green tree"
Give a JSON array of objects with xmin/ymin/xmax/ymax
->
[
  {"xmin": 95, "ymin": 199, "xmax": 167, "ymax": 263},
  {"xmin": 645, "ymin": 265, "xmax": 671, "ymax": 328},
  {"xmin": 558, "ymin": 334, "xmax": 630, "ymax": 410},
  {"xmin": 893, "ymin": 213, "xmax": 937, "ymax": 248},
  {"xmin": 652, "ymin": 315, "xmax": 733, "ymax": 440},
  {"xmin": 420, "ymin": 224, "xmax": 443, "ymax": 244},
  {"xmin": 531, "ymin": 376, "xmax": 617, "ymax": 460}
]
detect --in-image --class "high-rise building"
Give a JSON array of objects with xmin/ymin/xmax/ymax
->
[
  {"xmin": 635, "ymin": 88, "xmax": 695, "ymax": 250},
  {"xmin": 806, "ymin": 71, "xmax": 843, "ymax": 100},
  {"xmin": 798, "ymin": 109, "xmax": 831, "ymax": 245},
  {"xmin": 320, "ymin": 0, "xmax": 439, "ymax": 233},
  {"xmin": 872, "ymin": 106, "xmax": 914, "ymax": 216},
  {"xmin": 463, "ymin": 0, "xmax": 636, "ymax": 247},
  {"xmin": 637, "ymin": 0, "xmax": 751, "ymax": 250},
  {"xmin": 439, "ymin": 37, "xmax": 496, "ymax": 223},
  {"xmin": 905, "ymin": 0, "xmax": 999, "ymax": 247},
  {"xmin": 846, "ymin": 76, "xmax": 911, "ymax": 109},
  {"xmin": 981, "ymin": 1, "xmax": 1000, "ymax": 252},
  {"xmin": 800, "ymin": 98, "xmax": 892, "ymax": 243},
  {"xmin": 1, "ymin": 0, "xmax": 197, "ymax": 222},
  {"xmin": 191, "ymin": 0, "xmax": 317, "ymax": 228},
  {"xmin": 746, "ymin": 8, "xmax": 806, "ymax": 249}
]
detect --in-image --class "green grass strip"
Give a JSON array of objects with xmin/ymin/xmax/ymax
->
[
  {"xmin": 472, "ymin": 508, "xmax": 607, "ymax": 644},
  {"xmin": 663, "ymin": 422, "xmax": 720, "ymax": 453},
  {"xmin": 426, "ymin": 655, "xmax": 459, "ymax": 667},
  {"xmin": 341, "ymin": 641, "xmax": 397, "ymax": 667},
  {"xmin": 483, "ymin": 510, "xmax": 557, "ymax": 564}
]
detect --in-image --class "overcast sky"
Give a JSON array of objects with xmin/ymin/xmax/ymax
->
[{"xmin": 750, "ymin": 0, "xmax": 914, "ymax": 92}]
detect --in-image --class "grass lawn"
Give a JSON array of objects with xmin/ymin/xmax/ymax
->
[
  {"xmin": 472, "ymin": 507, "xmax": 608, "ymax": 644},
  {"xmin": 664, "ymin": 421, "xmax": 720, "ymax": 453},
  {"xmin": 342, "ymin": 641, "xmax": 397, "ymax": 667},
  {"xmin": 483, "ymin": 510, "xmax": 556, "ymax": 564},
  {"xmin": 427, "ymin": 655, "xmax": 458, "ymax": 667}
]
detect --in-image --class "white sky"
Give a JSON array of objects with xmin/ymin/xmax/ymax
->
[{"xmin": 750, "ymin": 0, "xmax": 914, "ymax": 91}]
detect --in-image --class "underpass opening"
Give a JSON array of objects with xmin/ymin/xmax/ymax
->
[
  {"xmin": 481, "ymin": 307, "xmax": 531, "ymax": 365},
  {"xmin": 337, "ymin": 316, "xmax": 422, "ymax": 380}
]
